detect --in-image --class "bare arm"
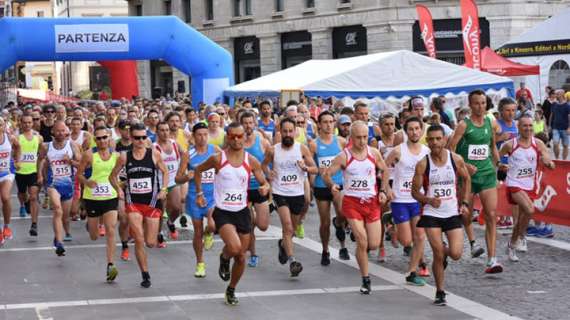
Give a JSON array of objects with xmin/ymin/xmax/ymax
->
[
  {"xmin": 383, "ymin": 145, "xmax": 400, "ymax": 168},
  {"xmin": 490, "ymin": 120, "xmax": 501, "ymax": 166},
  {"xmin": 453, "ymin": 153, "xmax": 471, "ymax": 205},
  {"xmin": 109, "ymin": 152, "xmax": 126, "ymax": 194},
  {"xmin": 323, "ymin": 152, "xmax": 346, "ymax": 189},
  {"xmin": 152, "ymin": 148, "xmax": 169, "ymax": 191},
  {"xmin": 537, "ymin": 140, "xmax": 555, "ymax": 169},
  {"xmin": 261, "ymin": 146, "xmax": 274, "ymax": 179},
  {"xmin": 194, "ymin": 153, "xmax": 221, "ymax": 194},
  {"xmin": 300, "ymin": 144, "xmax": 318, "ymax": 175},
  {"xmin": 249, "ymin": 156, "xmax": 270, "ymax": 196},
  {"xmin": 498, "ymin": 140, "xmax": 513, "ymax": 159},
  {"xmin": 77, "ymin": 150, "xmax": 94, "ymax": 187},
  {"xmin": 175, "ymin": 148, "xmax": 191, "ymax": 184},
  {"xmin": 36, "ymin": 142, "xmax": 48, "ymax": 185},
  {"xmin": 411, "ymin": 158, "xmax": 431, "ymax": 205},
  {"xmin": 70, "ymin": 142, "xmax": 82, "ymax": 168},
  {"xmin": 447, "ymin": 121, "xmax": 467, "ymax": 152}
]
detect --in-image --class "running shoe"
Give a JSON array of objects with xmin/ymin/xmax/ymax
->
[
  {"xmin": 120, "ymin": 248, "xmax": 129, "ymax": 261},
  {"xmin": 0, "ymin": 229, "xmax": 4, "ymax": 246},
  {"xmin": 106, "ymin": 264, "xmax": 118, "ymax": 282},
  {"xmin": 377, "ymin": 247, "xmax": 386, "ymax": 263},
  {"xmin": 515, "ymin": 237, "xmax": 528, "ymax": 252},
  {"xmin": 71, "ymin": 215, "xmax": 79, "ymax": 222},
  {"xmin": 289, "ymin": 261, "xmax": 303, "ymax": 277},
  {"xmin": 434, "ymin": 290, "xmax": 447, "ymax": 306},
  {"xmin": 406, "ymin": 272, "xmax": 426, "ymax": 286},
  {"xmin": 507, "ymin": 242, "xmax": 519, "ymax": 262},
  {"xmin": 29, "ymin": 223, "xmax": 38, "ymax": 237},
  {"xmin": 332, "ymin": 217, "xmax": 346, "ymax": 242},
  {"xmin": 140, "ymin": 272, "xmax": 151, "ymax": 288},
  {"xmin": 497, "ymin": 219, "xmax": 509, "ymax": 230},
  {"xmin": 339, "ymin": 247, "xmax": 350, "ymax": 261},
  {"xmin": 179, "ymin": 214, "xmax": 188, "ymax": 228},
  {"xmin": 418, "ymin": 262, "xmax": 430, "ymax": 277},
  {"xmin": 471, "ymin": 209, "xmax": 480, "ymax": 223},
  {"xmin": 204, "ymin": 232, "xmax": 214, "ymax": 251},
  {"xmin": 360, "ymin": 277, "xmax": 371, "ymax": 295},
  {"xmin": 98, "ymin": 224, "xmax": 106, "ymax": 237},
  {"xmin": 3, "ymin": 226, "xmax": 13, "ymax": 240},
  {"xmin": 526, "ymin": 226, "xmax": 540, "ymax": 237},
  {"xmin": 54, "ymin": 239, "xmax": 65, "ymax": 257},
  {"xmin": 248, "ymin": 255, "xmax": 259, "ymax": 268},
  {"xmin": 485, "ymin": 260, "xmax": 503, "ymax": 274},
  {"xmin": 157, "ymin": 233, "xmax": 167, "ymax": 248},
  {"xmin": 63, "ymin": 233, "xmax": 72, "ymax": 242},
  {"xmin": 537, "ymin": 225, "xmax": 554, "ymax": 238},
  {"xmin": 19, "ymin": 206, "xmax": 26, "ymax": 217},
  {"xmin": 167, "ymin": 222, "xmax": 178, "ymax": 240},
  {"xmin": 320, "ymin": 251, "xmax": 331, "ymax": 266},
  {"xmin": 505, "ymin": 217, "xmax": 513, "ymax": 229},
  {"xmin": 403, "ymin": 246, "xmax": 412, "ymax": 257},
  {"xmin": 194, "ymin": 262, "xmax": 206, "ymax": 278},
  {"xmin": 218, "ymin": 254, "xmax": 231, "ymax": 281},
  {"xmin": 277, "ymin": 239, "xmax": 287, "ymax": 265},
  {"xmin": 295, "ymin": 223, "xmax": 305, "ymax": 239},
  {"xmin": 225, "ymin": 287, "xmax": 239, "ymax": 306},
  {"xmin": 470, "ymin": 242, "xmax": 485, "ymax": 258}
]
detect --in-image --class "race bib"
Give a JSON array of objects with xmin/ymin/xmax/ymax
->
[
  {"xmin": 222, "ymin": 190, "xmax": 245, "ymax": 207},
  {"xmin": 468, "ymin": 144, "xmax": 489, "ymax": 161},
  {"xmin": 432, "ymin": 187, "xmax": 454, "ymax": 200},
  {"xmin": 516, "ymin": 167, "xmax": 534, "ymax": 178},
  {"xmin": 201, "ymin": 169, "xmax": 215, "ymax": 184},
  {"xmin": 53, "ymin": 164, "xmax": 71, "ymax": 177},
  {"xmin": 21, "ymin": 152, "xmax": 36, "ymax": 163},
  {"xmin": 279, "ymin": 173, "xmax": 300, "ymax": 187},
  {"xmin": 92, "ymin": 183, "xmax": 113, "ymax": 198},
  {"xmin": 347, "ymin": 175, "xmax": 373, "ymax": 192},
  {"xmin": 318, "ymin": 156, "xmax": 335, "ymax": 169},
  {"xmin": 129, "ymin": 177, "xmax": 152, "ymax": 194},
  {"xmin": 166, "ymin": 163, "xmax": 177, "ymax": 175},
  {"xmin": 399, "ymin": 179, "xmax": 413, "ymax": 194},
  {"xmin": 0, "ymin": 158, "xmax": 9, "ymax": 171}
]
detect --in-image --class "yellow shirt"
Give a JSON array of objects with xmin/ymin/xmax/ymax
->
[{"xmin": 176, "ymin": 129, "xmax": 189, "ymax": 152}]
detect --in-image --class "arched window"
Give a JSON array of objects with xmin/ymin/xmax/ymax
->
[{"xmin": 548, "ymin": 60, "xmax": 570, "ymax": 90}]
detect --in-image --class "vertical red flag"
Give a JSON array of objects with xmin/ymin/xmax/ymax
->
[
  {"xmin": 416, "ymin": 5, "xmax": 437, "ymax": 59},
  {"xmin": 461, "ymin": 0, "xmax": 481, "ymax": 69}
]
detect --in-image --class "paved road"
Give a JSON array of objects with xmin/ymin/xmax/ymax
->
[{"xmin": 0, "ymin": 193, "xmax": 567, "ymax": 320}]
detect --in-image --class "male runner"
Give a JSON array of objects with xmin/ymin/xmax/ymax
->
[
  {"xmin": 76, "ymin": 126, "xmax": 119, "ymax": 282},
  {"xmin": 111, "ymin": 122, "xmax": 168, "ymax": 288},
  {"xmin": 114, "ymin": 119, "xmax": 132, "ymax": 258},
  {"xmin": 449, "ymin": 89, "xmax": 502, "ymax": 273},
  {"xmin": 0, "ymin": 118, "xmax": 18, "ymax": 244},
  {"xmin": 194, "ymin": 122, "xmax": 269, "ymax": 305},
  {"xmin": 262, "ymin": 118, "xmax": 318, "ymax": 277},
  {"xmin": 308, "ymin": 111, "xmax": 349, "ymax": 265},
  {"xmin": 38, "ymin": 121, "xmax": 80, "ymax": 255},
  {"xmin": 324, "ymin": 121, "xmax": 390, "ymax": 294},
  {"xmin": 499, "ymin": 115, "xmax": 555, "ymax": 261},
  {"xmin": 385, "ymin": 117, "xmax": 430, "ymax": 285},
  {"xmin": 257, "ymin": 100, "xmax": 275, "ymax": 142},
  {"xmin": 411, "ymin": 125, "xmax": 471, "ymax": 305}
]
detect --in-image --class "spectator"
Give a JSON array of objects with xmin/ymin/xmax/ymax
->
[
  {"xmin": 515, "ymin": 82, "xmax": 534, "ymax": 106},
  {"xmin": 542, "ymin": 89, "xmax": 556, "ymax": 126},
  {"xmin": 429, "ymin": 97, "xmax": 452, "ymax": 128},
  {"xmin": 550, "ymin": 89, "xmax": 570, "ymax": 159}
]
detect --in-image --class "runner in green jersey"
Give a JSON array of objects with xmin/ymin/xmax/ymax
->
[{"xmin": 449, "ymin": 90, "xmax": 503, "ymax": 274}]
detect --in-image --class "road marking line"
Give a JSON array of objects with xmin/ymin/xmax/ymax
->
[
  {"xmin": 3, "ymin": 285, "xmax": 401, "ymax": 310},
  {"xmin": 475, "ymin": 225, "xmax": 570, "ymax": 252},
  {"xmin": 265, "ymin": 226, "xmax": 523, "ymax": 320},
  {"xmin": 0, "ymin": 237, "xmax": 279, "ymax": 253}
]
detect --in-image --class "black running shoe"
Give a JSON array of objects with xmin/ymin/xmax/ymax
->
[
  {"xmin": 320, "ymin": 251, "xmax": 330, "ymax": 266},
  {"xmin": 332, "ymin": 217, "xmax": 346, "ymax": 242},
  {"xmin": 219, "ymin": 254, "xmax": 231, "ymax": 281},
  {"xmin": 434, "ymin": 290, "xmax": 446, "ymax": 306},
  {"xmin": 179, "ymin": 215, "xmax": 188, "ymax": 228},
  {"xmin": 443, "ymin": 255, "xmax": 448, "ymax": 270},
  {"xmin": 141, "ymin": 272, "xmax": 151, "ymax": 288},
  {"xmin": 167, "ymin": 221, "xmax": 176, "ymax": 233},
  {"xmin": 225, "ymin": 286, "xmax": 239, "ymax": 306},
  {"xmin": 53, "ymin": 239, "xmax": 65, "ymax": 256},
  {"xmin": 360, "ymin": 277, "xmax": 371, "ymax": 294},
  {"xmin": 277, "ymin": 239, "xmax": 287, "ymax": 265},
  {"xmin": 403, "ymin": 246, "xmax": 412, "ymax": 257},
  {"xmin": 290, "ymin": 261, "xmax": 303, "ymax": 277},
  {"xmin": 385, "ymin": 231, "xmax": 392, "ymax": 242},
  {"xmin": 339, "ymin": 247, "xmax": 350, "ymax": 260},
  {"xmin": 29, "ymin": 223, "xmax": 38, "ymax": 237}
]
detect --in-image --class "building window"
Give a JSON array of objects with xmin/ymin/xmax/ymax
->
[
  {"xmin": 245, "ymin": 0, "xmax": 252, "ymax": 15},
  {"xmin": 233, "ymin": 0, "xmax": 252, "ymax": 17},
  {"xmin": 305, "ymin": 0, "xmax": 314, "ymax": 8},
  {"xmin": 205, "ymin": 0, "xmax": 214, "ymax": 20},
  {"xmin": 233, "ymin": 0, "xmax": 241, "ymax": 17},
  {"xmin": 182, "ymin": 0, "xmax": 191, "ymax": 22},
  {"xmin": 135, "ymin": 4, "xmax": 143, "ymax": 16},
  {"xmin": 549, "ymin": 60, "xmax": 570, "ymax": 90},
  {"xmin": 164, "ymin": 0, "xmax": 171, "ymax": 15},
  {"xmin": 275, "ymin": 0, "xmax": 284, "ymax": 12},
  {"xmin": 339, "ymin": 0, "xmax": 350, "ymax": 3}
]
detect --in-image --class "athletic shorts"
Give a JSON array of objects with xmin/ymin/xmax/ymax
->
[
  {"xmin": 15, "ymin": 173, "xmax": 38, "ymax": 193},
  {"xmin": 313, "ymin": 186, "xmax": 342, "ymax": 202},
  {"xmin": 552, "ymin": 129, "xmax": 569, "ymax": 146},
  {"xmin": 273, "ymin": 194, "xmax": 305, "ymax": 215},
  {"xmin": 417, "ymin": 215, "xmax": 462, "ymax": 232},
  {"xmin": 506, "ymin": 186, "xmax": 538, "ymax": 205},
  {"xmin": 391, "ymin": 202, "xmax": 421, "ymax": 225},
  {"xmin": 248, "ymin": 189, "xmax": 268, "ymax": 204},
  {"xmin": 186, "ymin": 192, "xmax": 215, "ymax": 220},
  {"xmin": 84, "ymin": 198, "xmax": 118, "ymax": 218},
  {"xmin": 471, "ymin": 171, "xmax": 497, "ymax": 194},
  {"xmin": 127, "ymin": 203, "xmax": 162, "ymax": 219},
  {"xmin": 0, "ymin": 173, "xmax": 14, "ymax": 183},
  {"xmin": 342, "ymin": 195, "xmax": 380, "ymax": 224},
  {"xmin": 213, "ymin": 206, "xmax": 252, "ymax": 234},
  {"xmin": 49, "ymin": 183, "xmax": 74, "ymax": 202}
]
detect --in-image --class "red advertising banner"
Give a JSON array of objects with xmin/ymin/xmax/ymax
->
[
  {"xmin": 492, "ymin": 161, "xmax": 570, "ymax": 226},
  {"xmin": 416, "ymin": 5, "xmax": 437, "ymax": 59},
  {"xmin": 460, "ymin": 0, "xmax": 481, "ymax": 69}
]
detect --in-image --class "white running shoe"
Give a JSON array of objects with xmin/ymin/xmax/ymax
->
[
  {"xmin": 515, "ymin": 237, "xmax": 528, "ymax": 252},
  {"xmin": 507, "ymin": 242, "xmax": 519, "ymax": 262}
]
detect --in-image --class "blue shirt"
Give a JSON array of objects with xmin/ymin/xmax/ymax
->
[
  {"xmin": 496, "ymin": 119, "xmax": 518, "ymax": 164},
  {"xmin": 258, "ymin": 118, "xmax": 275, "ymax": 138},
  {"xmin": 314, "ymin": 136, "xmax": 342, "ymax": 188},
  {"xmin": 551, "ymin": 102, "xmax": 570, "ymax": 130},
  {"xmin": 245, "ymin": 134, "xmax": 265, "ymax": 190},
  {"xmin": 188, "ymin": 144, "xmax": 216, "ymax": 199}
]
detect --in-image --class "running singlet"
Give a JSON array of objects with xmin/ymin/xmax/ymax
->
[
  {"xmin": 208, "ymin": 129, "xmax": 225, "ymax": 148},
  {"xmin": 214, "ymin": 150, "xmax": 251, "ymax": 212},
  {"xmin": 272, "ymin": 142, "xmax": 305, "ymax": 196},
  {"xmin": 506, "ymin": 138, "xmax": 539, "ymax": 191},
  {"xmin": 17, "ymin": 134, "xmax": 40, "ymax": 175},
  {"xmin": 392, "ymin": 143, "xmax": 430, "ymax": 203},
  {"xmin": 147, "ymin": 129, "xmax": 157, "ymax": 143},
  {"xmin": 314, "ymin": 136, "xmax": 342, "ymax": 188},
  {"xmin": 188, "ymin": 144, "xmax": 216, "ymax": 197},
  {"xmin": 245, "ymin": 134, "xmax": 264, "ymax": 190},
  {"xmin": 83, "ymin": 152, "xmax": 118, "ymax": 201},
  {"xmin": 497, "ymin": 119, "xmax": 518, "ymax": 164},
  {"xmin": 125, "ymin": 148, "xmax": 161, "ymax": 207},
  {"xmin": 258, "ymin": 118, "xmax": 275, "ymax": 139},
  {"xmin": 377, "ymin": 138, "xmax": 395, "ymax": 179},
  {"xmin": 0, "ymin": 134, "xmax": 14, "ymax": 177},
  {"xmin": 176, "ymin": 129, "xmax": 189, "ymax": 152},
  {"xmin": 47, "ymin": 140, "xmax": 74, "ymax": 186},
  {"xmin": 342, "ymin": 147, "xmax": 377, "ymax": 199},
  {"xmin": 154, "ymin": 140, "xmax": 180, "ymax": 188},
  {"xmin": 456, "ymin": 117, "xmax": 494, "ymax": 176},
  {"xmin": 423, "ymin": 151, "xmax": 458, "ymax": 219},
  {"xmin": 71, "ymin": 131, "xmax": 85, "ymax": 146}
]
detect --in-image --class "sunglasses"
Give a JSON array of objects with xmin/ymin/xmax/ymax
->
[
  {"xmin": 95, "ymin": 135, "xmax": 108, "ymax": 141},
  {"xmin": 33, "ymin": 118, "xmax": 40, "ymax": 121},
  {"xmin": 133, "ymin": 135, "xmax": 147, "ymax": 140},
  {"xmin": 217, "ymin": 112, "xmax": 226, "ymax": 116},
  {"xmin": 296, "ymin": 121, "xmax": 305, "ymax": 125},
  {"xmin": 227, "ymin": 133, "xmax": 244, "ymax": 140}
]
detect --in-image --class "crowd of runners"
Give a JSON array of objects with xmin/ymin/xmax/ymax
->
[{"xmin": 0, "ymin": 87, "xmax": 566, "ymax": 306}]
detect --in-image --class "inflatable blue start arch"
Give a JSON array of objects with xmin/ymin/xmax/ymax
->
[{"xmin": 0, "ymin": 16, "xmax": 234, "ymax": 106}]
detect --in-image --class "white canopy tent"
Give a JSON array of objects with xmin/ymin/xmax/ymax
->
[
  {"xmin": 224, "ymin": 50, "xmax": 514, "ymax": 100},
  {"xmin": 498, "ymin": 8, "xmax": 570, "ymax": 102}
]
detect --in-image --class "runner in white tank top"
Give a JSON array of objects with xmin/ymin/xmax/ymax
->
[
  {"xmin": 0, "ymin": 118, "xmax": 17, "ymax": 244},
  {"xmin": 411, "ymin": 124, "xmax": 471, "ymax": 306},
  {"xmin": 271, "ymin": 142, "xmax": 305, "ymax": 196},
  {"xmin": 498, "ymin": 115, "xmax": 555, "ymax": 262},
  {"xmin": 194, "ymin": 123, "xmax": 269, "ymax": 306},
  {"xmin": 70, "ymin": 117, "xmax": 92, "ymax": 151}
]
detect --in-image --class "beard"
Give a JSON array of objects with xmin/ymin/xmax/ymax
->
[{"xmin": 282, "ymin": 136, "xmax": 294, "ymax": 147}]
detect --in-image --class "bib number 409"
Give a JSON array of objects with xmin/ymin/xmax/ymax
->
[{"xmin": 281, "ymin": 175, "xmax": 298, "ymax": 182}]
